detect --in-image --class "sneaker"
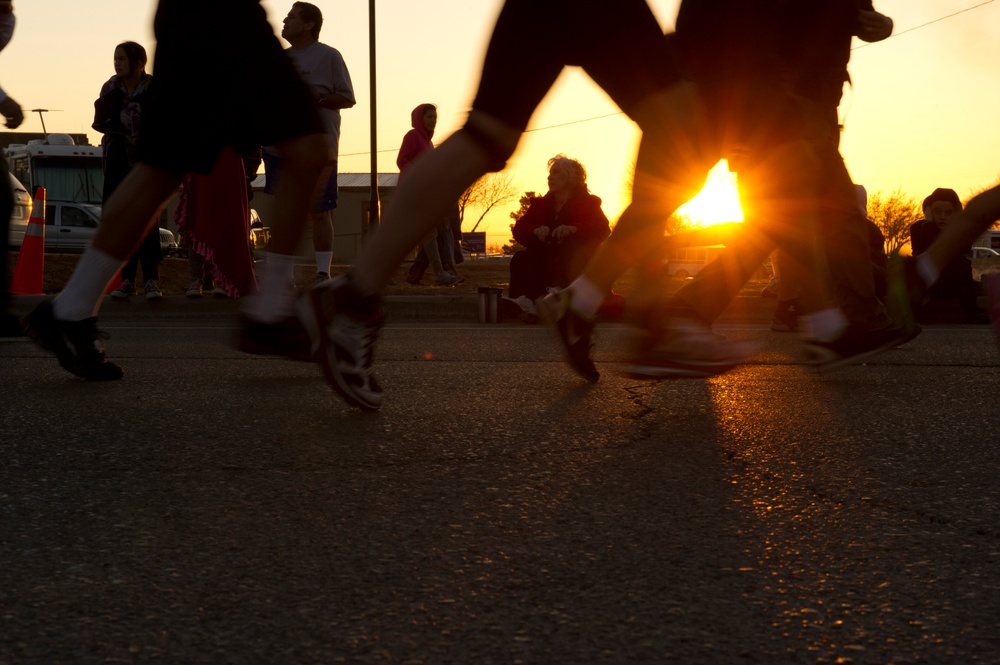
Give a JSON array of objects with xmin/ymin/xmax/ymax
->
[
  {"xmin": 886, "ymin": 255, "xmax": 926, "ymax": 335},
  {"xmin": 24, "ymin": 301, "xmax": 124, "ymax": 380},
  {"xmin": 514, "ymin": 295, "xmax": 537, "ymax": 316},
  {"xmin": 314, "ymin": 272, "xmax": 330, "ymax": 286},
  {"xmin": 144, "ymin": 280, "xmax": 163, "ymax": 301},
  {"xmin": 212, "ymin": 287, "xmax": 228, "ymax": 298},
  {"xmin": 110, "ymin": 279, "xmax": 135, "ymax": 300},
  {"xmin": 236, "ymin": 313, "xmax": 313, "ymax": 362},
  {"xmin": 405, "ymin": 278, "xmax": 423, "ymax": 286},
  {"xmin": 770, "ymin": 299, "xmax": 799, "ymax": 332},
  {"xmin": 186, "ymin": 281, "xmax": 203, "ymax": 298},
  {"xmin": 298, "ymin": 275, "xmax": 385, "ymax": 411},
  {"xmin": 433, "ymin": 272, "xmax": 464, "ymax": 287},
  {"xmin": 627, "ymin": 319, "xmax": 755, "ymax": 379},
  {"xmin": 536, "ymin": 288, "xmax": 599, "ymax": 382},
  {"xmin": 803, "ymin": 324, "xmax": 914, "ymax": 373}
]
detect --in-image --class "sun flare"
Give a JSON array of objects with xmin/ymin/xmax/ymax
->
[{"xmin": 674, "ymin": 160, "xmax": 744, "ymax": 228}]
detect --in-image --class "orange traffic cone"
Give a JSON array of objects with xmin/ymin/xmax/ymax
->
[{"xmin": 11, "ymin": 187, "xmax": 46, "ymax": 295}]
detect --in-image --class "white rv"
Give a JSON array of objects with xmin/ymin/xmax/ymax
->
[{"xmin": 6, "ymin": 133, "xmax": 104, "ymax": 205}]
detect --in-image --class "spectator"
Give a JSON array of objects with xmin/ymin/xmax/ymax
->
[
  {"xmin": 176, "ymin": 148, "xmax": 257, "ymax": 299},
  {"xmin": 264, "ymin": 1, "xmax": 355, "ymax": 285},
  {"xmin": 908, "ymin": 188, "xmax": 988, "ymax": 323},
  {"xmin": 504, "ymin": 155, "xmax": 609, "ymax": 320},
  {"xmin": 399, "ymin": 103, "xmax": 463, "ymax": 287},
  {"xmin": 94, "ymin": 41, "xmax": 163, "ymax": 301}
]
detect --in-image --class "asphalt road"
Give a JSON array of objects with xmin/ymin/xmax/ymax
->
[{"xmin": 2, "ymin": 318, "xmax": 999, "ymax": 664}]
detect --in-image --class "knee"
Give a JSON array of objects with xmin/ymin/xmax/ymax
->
[
  {"xmin": 964, "ymin": 189, "xmax": 1000, "ymax": 229},
  {"xmin": 277, "ymin": 134, "xmax": 332, "ymax": 177},
  {"xmin": 461, "ymin": 111, "xmax": 520, "ymax": 171}
]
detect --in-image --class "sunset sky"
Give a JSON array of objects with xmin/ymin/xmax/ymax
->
[{"xmin": 4, "ymin": 1, "xmax": 999, "ymax": 248}]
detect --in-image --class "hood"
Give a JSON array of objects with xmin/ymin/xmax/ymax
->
[
  {"xmin": 410, "ymin": 103, "xmax": 435, "ymax": 142},
  {"xmin": 922, "ymin": 188, "xmax": 962, "ymax": 213}
]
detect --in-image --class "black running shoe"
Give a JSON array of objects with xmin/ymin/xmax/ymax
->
[
  {"xmin": 537, "ymin": 288, "xmax": 599, "ymax": 382},
  {"xmin": 803, "ymin": 324, "xmax": 914, "ymax": 374},
  {"xmin": 298, "ymin": 275, "xmax": 385, "ymax": 411},
  {"xmin": 25, "ymin": 302, "xmax": 124, "ymax": 380},
  {"xmin": 236, "ymin": 314, "xmax": 314, "ymax": 362}
]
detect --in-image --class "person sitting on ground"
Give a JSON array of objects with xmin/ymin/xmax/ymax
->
[
  {"xmin": 908, "ymin": 188, "xmax": 988, "ymax": 323},
  {"xmin": 504, "ymin": 155, "xmax": 610, "ymax": 320}
]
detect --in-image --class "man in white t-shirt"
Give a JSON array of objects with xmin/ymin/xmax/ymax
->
[{"xmin": 265, "ymin": 1, "xmax": 355, "ymax": 283}]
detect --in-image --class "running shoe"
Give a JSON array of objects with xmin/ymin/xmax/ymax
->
[
  {"xmin": 536, "ymin": 288, "xmax": 599, "ymax": 382},
  {"xmin": 627, "ymin": 319, "xmax": 755, "ymax": 379},
  {"xmin": 186, "ymin": 281, "xmax": 202, "ymax": 298},
  {"xmin": 25, "ymin": 301, "xmax": 124, "ymax": 380},
  {"xmin": 314, "ymin": 272, "xmax": 330, "ymax": 286},
  {"xmin": 298, "ymin": 275, "xmax": 385, "ymax": 411},
  {"xmin": 802, "ymin": 324, "xmax": 915, "ymax": 373},
  {"xmin": 236, "ymin": 314, "xmax": 314, "ymax": 362}
]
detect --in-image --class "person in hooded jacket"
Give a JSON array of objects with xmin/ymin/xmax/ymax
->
[
  {"xmin": 908, "ymin": 188, "xmax": 988, "ymax": 323},
  {"xmin": 398, "ymin": 103, "xmax": 463, "ymax": 287},
  {"xmin": 505, "ymin": 155, "xmax": 609, "ymax": 319}
]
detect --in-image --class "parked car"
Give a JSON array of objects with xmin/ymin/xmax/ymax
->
[
  {"xmin": 248, "ymin": 209, "xmax": 269, "ymax": 257},
  {"xmin": 6, "ymin": 172, "xmax": 33, "ymax": 246},
  {"xmin": 971, "ymin": 246, "xmax": 1000, "ymax": 259},
  {"xmin": 159, "ymin": 227, "xmax": 179, "ymax": 256},
  {"xmin": 8, "ymin": 186, "xmax": 176, "ymax": 254}
]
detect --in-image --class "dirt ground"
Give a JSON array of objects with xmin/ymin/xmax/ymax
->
[
  {"xmin": 10, "ymin": 252, "xmax": 773, "ymax": 299},
  {"xmin": 18, "ymin": 251, "xmax": 998, "ymax": 300}
]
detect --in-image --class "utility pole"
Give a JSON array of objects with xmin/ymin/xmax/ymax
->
[{"xmin": 367, "ymin": 0, "xmax": 379, "ymax": 235}]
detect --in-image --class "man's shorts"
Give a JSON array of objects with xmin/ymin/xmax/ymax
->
[
  {"xmin": 471, "ymin": 0, "xmax": 680, "ymax": 133},
  {"xmin": 263, "ymin": 150, "xmax": 339, "ymax": 212},
  {"xmin": 139, "ymin": 0, "xmax": 324, "ymax": 175}
]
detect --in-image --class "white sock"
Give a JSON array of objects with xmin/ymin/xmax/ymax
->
[
  {"xmin": 567, "ymin": 276, "xmax": 604, "ymax": 320},
  {"xmin": 52, "ymin": 248, "xmax": 124, "ymax": 321},
  {"xmin": 243, "ymin": 253, "xmax": 297, "ymax": 323},
  {"xmin": 315, "ymin": 251, "xmax": 332, "ymax": 276},
  {"xmin": 802, "ymin": 308, "xmax": 848, "ymax": 342},
  {"xmin": 914, "ymin": 254, "xmax": 940, "ymax": 288}
]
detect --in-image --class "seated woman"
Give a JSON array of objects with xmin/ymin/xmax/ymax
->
[
  {"xmin": 909, "ymin": 188, "xmax": 987, "ymax": 323},
  {"xmin": 505, "ymin": 155, "xmax": 610, "ymax": 319}
]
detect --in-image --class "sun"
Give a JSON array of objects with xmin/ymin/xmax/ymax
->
[{"xmin": 674, "ymin": 160, "xmax": 744, "ymax": 227}]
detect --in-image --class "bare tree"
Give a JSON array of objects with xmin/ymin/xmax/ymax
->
[
  {"xmin": 459, "ymin": 171, "xmax": 520, "ymax": 232},
  {"xmin": 500, "ymin": 191, "xmax": 540, "ymax": 255},
  {"xmin": 867, "ymin": 189, "xmax": 922, "ymax": 254}
]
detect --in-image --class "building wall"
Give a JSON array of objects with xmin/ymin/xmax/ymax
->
[{"xmin": 250, "ymin": 185, "xmax": 396, "ymax": 264}]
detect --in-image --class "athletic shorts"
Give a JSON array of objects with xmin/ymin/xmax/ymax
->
[
  {"xmin": 262, "ymin": 150, "xmax": 339, "ymax": 212},
  {"xmin": 139, "ymin": 0, "xmax": 324, "ymax": 175},
  {"xmin": 471, "ymin": 0, "xmax": 681, "ymax": 132}
]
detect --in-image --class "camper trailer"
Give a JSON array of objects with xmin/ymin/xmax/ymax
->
[{"xmin": 6, "ymin": 133, "xmax": 104, "ymax": 205}]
